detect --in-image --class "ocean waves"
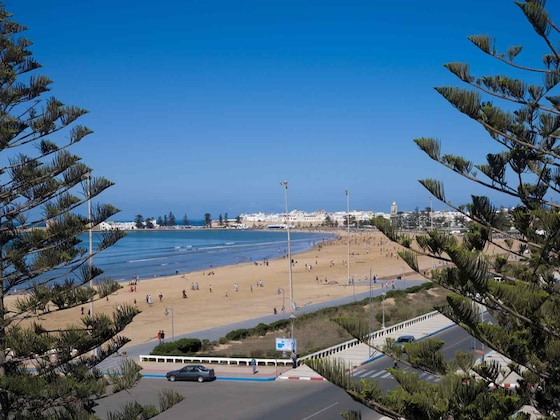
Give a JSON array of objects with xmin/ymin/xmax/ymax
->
[{"xmin": 82, "ymin": 229, "xmax": 335, "ymax": 282}]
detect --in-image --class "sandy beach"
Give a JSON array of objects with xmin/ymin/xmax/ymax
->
[{"xmin": 11, "ymin": 230, "xmax": 439, "ymax": 351}]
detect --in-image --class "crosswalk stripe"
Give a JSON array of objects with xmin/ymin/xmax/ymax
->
[
  {"xmin": 367, "ymin": 370, "xmax": 387, "ymax": 378},
  {"xmin": 360, "ymin": 369, "xmax": 442, "ymax": 383}
]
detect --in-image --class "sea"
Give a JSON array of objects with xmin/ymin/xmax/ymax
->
[{"xmin": 81, "ymin": 229, "xmax": 337, "ymax": 283}]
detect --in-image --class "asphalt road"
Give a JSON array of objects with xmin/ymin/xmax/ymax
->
[
  {"xmin": 95, "ymin": 378, "xmax": 384, "ymax": 420},
  {"xmin": 352, "ymin": 324, "xmax": 481, "ymax": 390}
]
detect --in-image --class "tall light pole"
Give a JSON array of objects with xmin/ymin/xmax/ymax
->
[
  {"xmin": 369, "ymin": 269, "xmax": 374, "ymax": 356},
  {"xmin": 280, "ymin": 181, "xmax": 294, "ymax": 311},
  {"xmin": 346, "ymin": 190, "xmax": 354, "ymax": 301},
  {"xmin": 86, "ymin": 173, "xmax": 93, "ymax": 321},
  {"xmin": 381, "ymin": 292, "xmax": 386, "ymax": 329},
  {"xmin": 429, "ymin": 195, "xmax": 433, "ymax": 230},
  {"xmin": 289, "ymin": 313, "xmax": 296, "ymax": 350},
  {"xmin": 85, "ymin": 173, "xmax": 98, "ymax": 356}
]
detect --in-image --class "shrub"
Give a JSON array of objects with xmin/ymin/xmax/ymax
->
[
  {"xmin": 385, "ymin": 289, "xmax": 407, "ymax": 299},
  {"xmin": 251, "ymin": 323, "xmax": 269, "ymax": 337},
  {"xmin": 269, "ymin": 319, "xmax": 290, "ymax": 330},
  {"xmin": 149, "ymin": 338, "xmax": 202, "ymax": 355},
  {"xmin": 226, "ymin": 328, "xmax": 250, "ymax": 341},
  {"xmin": 150, "ymin": 342, "xmax": 178, "ymax": 355},
  {"xmin": 175, "ymin": 338, "xmax": 201, "ymax": 353},
  {"xmin": 201, "ymin": 339, "xmax": 211, "ymax": 351}
]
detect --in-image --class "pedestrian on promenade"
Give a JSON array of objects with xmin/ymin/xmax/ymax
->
[
  {"xmin": 161, "ymin": 330, "xmax": 165, "ymax": 343},
  {"xmin": 251, "ymin": 358, "xmax": 257, "ymax": 374},
  {"xmin": 157, "ymin": 330, "xmax": 162, "ymax": 344}
]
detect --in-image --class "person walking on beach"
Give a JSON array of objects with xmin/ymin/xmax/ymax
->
[
  {"xmin": 161, "ymin": 330, "xmax": 165, "ymax": 343},
  {"xmin": 157, "ymin": 330, "xmax": 162, "ymax": 344}
]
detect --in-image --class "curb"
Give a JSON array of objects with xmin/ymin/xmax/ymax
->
[
  {"xmin": 217, "ymin": 376, "xmax": 278, "ymax": 382},
  {"xmin": 278, "ymin": 375, "xmax": 326, "ymax": 381},
  {"xmin": 140, "ymin": 373, "xmax": 278, "ymax": 382}
]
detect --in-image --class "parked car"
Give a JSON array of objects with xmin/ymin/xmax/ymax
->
[{"xmin": 166, "ymin": 365, "xmax": 216, "ymax": 383}]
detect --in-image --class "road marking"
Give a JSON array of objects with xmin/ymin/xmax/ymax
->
[
  {"xmin": 301, "ymin": 402, "xmax": 339, "ymax": 419},
  {"xmin": 367, "ymin": 370, "xmax": 389, "ymax": 378},
  {"xmin": 363, "ymin": 369, "xmax": 441, "ymax": 382}
]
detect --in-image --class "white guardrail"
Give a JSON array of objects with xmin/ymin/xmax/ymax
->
[
  {"xmin": 139, "ymin": 354, "xmax": 293, "ymax": 367},
  {"xmin": 139, "ymin": 311, "xmax": 441, "ymax": 366}
]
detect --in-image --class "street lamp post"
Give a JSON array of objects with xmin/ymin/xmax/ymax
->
[
  {"xmin": 369, "ymin": 269, "xmax": 374, "ymax": 356},
  {"xmin": 289, "ymin": 313, "xmax": 297, "ymax": 367},
  {"xmin": 280, "ymin": 181, "xmax": 294, "ymax": 311},
  {"xmin": 85, "ymin": 172, "xmax": 98, "ymax": 356},
  {"xmin": 346, "ymin": 190, "xmax": 354, "ymax": 301},
  {"xmin": 86, "ymin": 173, "xmax": 93, "ymax": 322},
  {"xmin": 165, "ymin": 307, "xmax": 174, "ymax": 341},
  {"xmin": 429, "ymin": 195, "xmax": 433, "ymax": 230},
  {"xmin": 381, "ymin": 293, "xmax": 386, "ymax": 329}
]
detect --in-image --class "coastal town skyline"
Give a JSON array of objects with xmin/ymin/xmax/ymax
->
[
  {"xmin": 8, "ymin": 0, "xmax": 537, "ymax": 220},
  {"xmin": 108, "ymin": 201, "xmax": 469, "ymax": 230}
]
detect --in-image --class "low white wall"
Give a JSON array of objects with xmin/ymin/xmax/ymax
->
[{"xmin": 139, "ymin": 354, "xmax": 293, "ymax": 367}]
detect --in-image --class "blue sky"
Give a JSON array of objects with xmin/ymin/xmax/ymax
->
[{"xmin": 6, "ymin": 1, "xmax": 554, "ymax": 220}]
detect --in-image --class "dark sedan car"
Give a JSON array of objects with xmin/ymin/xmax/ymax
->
[
  {"xmin": 166, "ymin": 365, "xmax": 216, "ymax": 383},
  {"xmin": 395, "ymin": 335, "xmax": 416, "ymax": 353},
  {"xmin": 395, "ymin": 335, "xmax": 416, "ymax": 344}
]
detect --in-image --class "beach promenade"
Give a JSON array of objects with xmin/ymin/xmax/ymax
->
[
  {"xmin": 97, "ymin": 279, "xmax": 452, "ymax": 381},
  {"xmin": 97, "ymin": 284, "xmax": 524, "ymax": 396}
]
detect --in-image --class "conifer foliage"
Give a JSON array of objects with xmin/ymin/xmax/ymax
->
[
  {"xmin": 318, "ymin": 1, "xmax": 560, "ymax": 418},
  {"xmin": 0, "ymin": 5, "xmax": 147, "ymax": 418}
]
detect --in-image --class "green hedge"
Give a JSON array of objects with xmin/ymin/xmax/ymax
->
[
  {"xmin": 225, "ymin": 328, "xmax": 250, "ymax": 341},
  {"xmin": 150, "ymin": 338, "xmax": 202, "ymax": 356}
]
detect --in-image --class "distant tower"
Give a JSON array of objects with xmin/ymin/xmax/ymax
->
[
  {"xmin": 390, "ymin": 201, "xmax": 398, "ymax": 217},
  {"xmin": 390, "ymin": 201, "xmax": 398, "ymax": 228}
]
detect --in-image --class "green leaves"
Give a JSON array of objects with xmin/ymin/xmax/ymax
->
[{"xmin": 435, "ymin": 86, "xmax": 482, "ymax": 120}]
